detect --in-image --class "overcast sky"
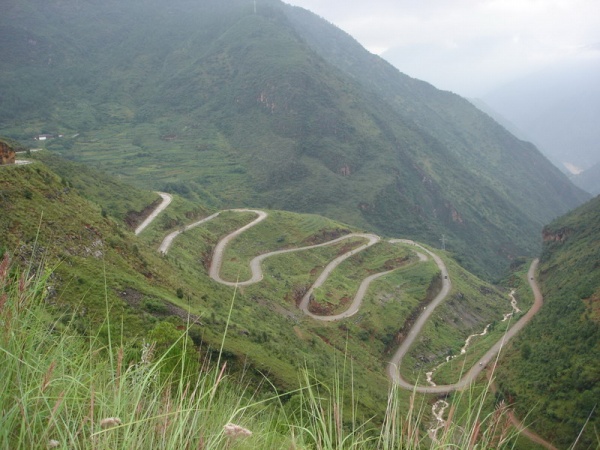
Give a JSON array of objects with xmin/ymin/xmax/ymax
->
[{"xmin": 283, "ymin": 0, "xmax": 600, "ymax": 96}]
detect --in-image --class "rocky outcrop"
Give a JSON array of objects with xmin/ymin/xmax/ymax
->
[
  {"xmin": 339, "ymin": 164, "xmax": 351, "ymax": 176},
  {"xmin": 0, "ymin": 141, "xmax": 16, "ymax": 165},
  {"xmin": 542, "ymin": 227, "xmax": 572, "ymax": 242}
]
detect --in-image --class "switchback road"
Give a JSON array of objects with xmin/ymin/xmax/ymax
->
[{"xmin": 141, "ymin": 205, "xmax": 544, "ymax": 394}]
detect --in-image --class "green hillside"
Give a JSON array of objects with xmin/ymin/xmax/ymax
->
[
  {"xmin": 0, "ymin": 235, "xmax": 531, "ymax": 449},
  {"xmin": 496, "ymin": 195, "xmax": 600, "ymax": 448},
  {"xmin": 0, "ymin": 0, "xmax": 588, "ymax": 281},
  {"xmin": 0, "ymin": 153, "xmax": 209, "ymax": 335},
  {"xmin": 1, "ymin": 151, "xmax": 536, "ymax": 431}
]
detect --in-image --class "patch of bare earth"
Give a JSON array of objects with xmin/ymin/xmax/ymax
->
[{"xmin": 301, "ymin": 228, "xmax": 352, "ymax": 246}]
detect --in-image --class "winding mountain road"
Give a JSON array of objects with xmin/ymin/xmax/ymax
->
[
  {"xmin": 143, "ymin": 205, "xmax": 544, "ymax": 394},
  {"xmin": 389, "ymin": 259, "xmax": 543, "ymax": 394}
]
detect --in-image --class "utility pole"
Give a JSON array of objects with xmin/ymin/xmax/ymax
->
[
  {"xmin": 253, "ymin": 0, "xmax": 257, "ymax": 14},
  {"xmin": 440, "ymin": 234, "xmax": 446, "ymax": 251}
]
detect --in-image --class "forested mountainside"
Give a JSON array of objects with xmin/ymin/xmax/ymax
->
[
  {"xmin": 0, "ymin": 0, "xmax": 588, "ymax": 280},
  {"xmin": 497, "ymin": 195, "xmax": 600, "ymax": 448}
]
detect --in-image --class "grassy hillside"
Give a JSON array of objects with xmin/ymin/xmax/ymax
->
[
  {"xmin": 0, "ymin": 0, "xmax": 588, "ymax": 281},
  {"xmin": 0, "ymin": 154, "xmax": 210, "ymax": 336},
  {"xmin": 0, "ymin": 152, "xmax": 539, "ymax": 436},
  {"xmin": 496, "ymin": 195, "xmax": 600, "ymax": 448},
  {"xmin": 1, "ymin": 254, "xmax": 535, "ymax": 449}
]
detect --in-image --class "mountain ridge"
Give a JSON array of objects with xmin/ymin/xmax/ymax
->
[
  {"xmin": 0, "ymin": 0, "xmax": 589, "ymax": 281},
  {"xmin": 483, "ymin": 57, "xmax": 600, "ymax": 173},
  {"xmin": 572, "ymin": 161, "xmax": 600, "ymax": 195}
]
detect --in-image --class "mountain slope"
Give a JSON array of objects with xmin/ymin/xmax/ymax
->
[
  {"xmin": 2, "ymin": 151, "xmax": 530, "ymax": 424},
  {"xmin": 0, "ymin": 153, "xmax": 214, "ymax": 334},
  {"xmin": 0, "ymin": 0, "xmax": 589, "ymax": 280},
  {"xmin": 496, "ymin": 195, "xmax": 600, "ymax": 448}
]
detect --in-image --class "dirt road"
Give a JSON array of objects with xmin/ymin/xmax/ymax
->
[
  {"xmin": 145, "ymin": 205, "xmax": 544, "ymax": 395},
  {"xmin": 135, "ymin": 192, "xmax": 173, "ymax": 235},
  {"xmin": 138, "ymin": 201, "xmax": 551, "ymax": 447},
  {"xmin": 388, "ymin": 259, "xmax": 543, "ymax": 393},
  {"xmin": 158, "ymin": 212, "xmax": 221, "ymax": 254}
]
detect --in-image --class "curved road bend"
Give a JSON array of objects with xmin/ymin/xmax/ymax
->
[
  {"xmin": 209, "ymin": 209, "xmax": 268, "ymax": 285},
  {"xmin": 159, "ymin": 212, "xmax": 221, "ymax": 254},
  {"xmin": 388, "ymin": 259, "xmax": 543, "ymax": 394},
  {"xmin": 135, "ymin": 192, "xmax": 173, "ymax": 235},
  {"xmin": 298, "ymin": 233, "xmax": 380, "ymax": 320},
  {"xmin": 209, "ymin": 211, "xmax": 380, "ymax": 288},
  {"xmin": 297, "ymin": 239, "xmax": 427, "ymax": 322},
  {"xmin": 159, "ymin": 208, "xmax": 385, "ymax": 298}
]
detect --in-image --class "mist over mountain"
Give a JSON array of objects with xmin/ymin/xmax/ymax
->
[
  {"xmin": 572, "ymin": 161, "xmax": 600, "ymax": 195},
  {"xmin": 0, "ymin": 0, "xmax": 589, "ymax": 280},
  {"xmin": 483, "ymin": 55, "xmax": 600, "ymax": 174}
]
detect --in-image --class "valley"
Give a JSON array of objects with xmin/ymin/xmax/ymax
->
[
  {"xmin": 142, "ymin": 193, "xmax": 546, "ymax": 406},
  {"xmin": 1, "ymin": 0, "xmax": 598, "ymax": 447},
  {"xmin": 1, "ymin": 0, "xmax": 589, "ymax": 281},
  {"xmin": 1, "ymin": 139, "xmax": 594, "ymax": 448}
]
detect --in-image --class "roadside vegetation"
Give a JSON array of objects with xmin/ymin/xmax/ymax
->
[{"xmin": 0, "ymin": 254, "xmax": 535, "ymax": 449}]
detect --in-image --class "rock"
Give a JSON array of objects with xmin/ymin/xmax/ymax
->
[
  {"xmin": 542, "ymin": 227, "xmax": 572, "ymax": 242},
  {"xmin": 0, "ymin": 141, "xmax": 16, "ymax": 165}
]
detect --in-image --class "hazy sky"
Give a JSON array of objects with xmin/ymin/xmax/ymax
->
[{"xmin": 284, "ymin": 0, "xmax": 600, "ymax": 96}]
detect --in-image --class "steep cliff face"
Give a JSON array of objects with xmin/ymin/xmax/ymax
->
[{"xmin": 0, "ymin": 140, "xmax": 16, "ymax": 165}]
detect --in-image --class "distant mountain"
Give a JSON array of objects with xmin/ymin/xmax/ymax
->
[
  {"xmin": 0, "ymin": 0, "xmax": 589, "ymax": 279},
  {"xmin": 497, "ymin": 194, "xmax": 600, "ymax": 448},
  {"xmin": 483, "ymin": 55, "xmax": 600, "ymax": 173},
  {"xmin": 572, "ymin": 162, "xmax": 600, "ymax": 195}
]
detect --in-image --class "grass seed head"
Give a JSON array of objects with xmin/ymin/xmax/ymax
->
[
  {"xmin": 0, "ymin": 252, "xmax": 9, "ymax": 283},
  {"xmin": 100, "ymin": 417, "xmax": 122, "ymax": 429},
  {"xmin": 223, "ymin": 423, "xmax": 252, "ymax": 439}
]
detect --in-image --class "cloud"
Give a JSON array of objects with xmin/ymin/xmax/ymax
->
[{"xmin": 284, "ymin": 0, "xmax": 600, "ymax": 95}]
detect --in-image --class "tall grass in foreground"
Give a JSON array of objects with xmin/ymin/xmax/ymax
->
[
  {"xmin": 0, "ymin": 255, "xmax": 289, "ymax": 449},
  {"xmin": 0, "ymin": 254, "xmax": 530, "ymax": 449}
]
